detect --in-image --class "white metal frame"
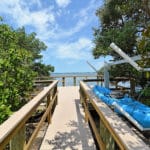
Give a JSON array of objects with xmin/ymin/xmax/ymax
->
[
  {"xmin": 103, "ymin": 42, "xmax": 150, "ymax": 88},
  {"xmin": 110, "ymin": 42, "xmax": 150, "ymax": 71}
]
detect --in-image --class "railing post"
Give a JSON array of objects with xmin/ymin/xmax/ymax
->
[
  {"xmin": 47, "ymin": 93, "xmax": 51, "ymax": 124},
  {"xmin": 55, "ymin": 86, "xmax": 58, "ymax": 105},
  {"xmin": 97, "ymin": 75, "xmax": 99, "ymax": 85},
  {"xmin": 62, "ymin": 77, "xmax": 65, "ymax": 86},
  {"xmin": 84, "ymin": 98, "xmax": 89, "ymax": 122},
  {"xmin": 73, "ymin": 76, "xmax": 76, "ymax": 86},
  {"xmin": 101, "ymin": 76, "xmax": 103, "ymax": 86},
  {"xmin": 79, "ymin": 85, "xmax": 88, "ymax": 122},
  {"xmin": 130, "ymin": 78, "xmax": 135, "ymax": 96},
  {"xmin": 10, "ymin": 125, "xmax": 25, "ymax": 150}
]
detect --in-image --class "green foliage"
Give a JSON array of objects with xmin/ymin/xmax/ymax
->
[
  {"xmin": 110, "ymin": 64, "xmax": 135, "ymax": 78},
  {"xmin": 0, "ymin": 18, "xmax": 54, "ymax": 123},
  {"xmin": 93, "ymin": 0, "xmax": 150, "ymax": 87},
  {"xmin": 138, "ymin": 25, "xmax": 150, "ymax": 66},
  {"xmin": 143, "ymin": 87, "xmax": 150, "ymax": 97},
  {"xmin": 16, "ymin": 27, "xmax": 47, "ymax": 60},
  {"xmin": 0, "ymin": 102, "xmax": 12, "ymax": 124},
  {"xmin": 32, "ymin": 62, "xmax": 54, "ymax": 76},
  {"xmin": 0, "ymin": 23, "xmax": 36, "ymax": 115},
  {"xmin": 93, "ymin": 0, "xmax": 142, "ymax": 58},
  {"xmin": 15, "ymin": 27, "xmax": 54, "ymax": 76},
  {"xmin": 93, "ymin": 21, "xmax": 137, "ymax": 58}
]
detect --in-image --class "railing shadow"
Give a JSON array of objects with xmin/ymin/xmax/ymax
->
[{"xmin": 45, "ymin": 99, "xmax": 96, "ymax": 150}]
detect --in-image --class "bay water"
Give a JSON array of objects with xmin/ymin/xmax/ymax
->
[{"xmin": 51, "ymin": 72, "xmax": 98, "ymax": 86}]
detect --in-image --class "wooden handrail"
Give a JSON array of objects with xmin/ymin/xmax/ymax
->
[
  {"xmin": 36, "ymin": 75, "xmax": 102, "ymax": 86},
  {"xmin": 25, "ymin": 91, "xmax": 58, "ymax": 149},
  {"xmin": 80, "ymin": 81, "xmax": 149, "ymax": 150},
  {"xmin": 35, "ymin": 76, "xmax": 134, "ymax": 89},
  {"xmin": 36, "ymin": 75, "xmax": 102, "ymax": 79},
  {"xmin": 0, "ymin": 80, "xmax": 58, "ymax": 149}
]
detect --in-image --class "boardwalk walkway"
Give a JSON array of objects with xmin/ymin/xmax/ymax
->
[{"xmin": 40, "ymin": 86, "xmax": 96, "ymax": 150}]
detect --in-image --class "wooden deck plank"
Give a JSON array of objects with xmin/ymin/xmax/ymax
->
[{"xmin": 40, "ymin": 86, "xmax": 96, "ymax": 150}]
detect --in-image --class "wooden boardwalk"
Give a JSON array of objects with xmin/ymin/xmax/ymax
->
[{"xmin": 40, "ymin": 86, "xmax": 96, "ymax": 150}]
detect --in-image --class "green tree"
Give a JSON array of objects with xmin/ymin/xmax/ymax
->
[
  {"xmin": 0, "ymin": 20, "xmax": 54, "ymax": 123},
  {"xmin": 0, "ymin": 23, "xmax": 36, "ymax": 122},
  {"xmin": 16, "ymin": 27, "xmax": 54, "ymax": 76},
  {"xmin": 32, "ymin": 62, "xmax": 54, "ymax": 76},
  {"xmin": 93, "ymin": 0, "xmax": 150, "ymax": 82}
]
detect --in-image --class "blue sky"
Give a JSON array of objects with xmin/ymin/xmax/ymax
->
[{"xmin": 0, "ymin": 0, "xmax": 109, "ymax": 73}]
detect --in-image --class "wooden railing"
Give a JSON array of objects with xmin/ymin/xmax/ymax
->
[
  {"xmin": 0, "ymin": 80, "xmax": 58, "ymax": 150},
  {"xmin": 80, "ymin": 81, "xmax": 149, "ymax": 150},
  {"xmin": 84, "ymin": 77, "xmax": 136, "ymax": 96},
  {"xmin": 36, "ymin": 75, "xmax": 102, "ymax": 86}
]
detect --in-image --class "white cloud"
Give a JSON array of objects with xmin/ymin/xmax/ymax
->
[
  {"xmin": 42, "ymin": 0, "xmax": 99, "ymax": 40},
  {"xmin": 0, "ymin": 0, "xmax": 100, "ymax": 42},
  {"xmin": 0, "ymin": 0, "xmax": 101, "ymax": 65},
  {"xmin": 0, "ymin": 0, "xmax": 56, "ymax": 37},
  {"xmin": 55, "ymin": 0, "xmax": 71, "ymax": 8},
  {"xmin": 20, "ymin": 0, "xmax": 42, "ymax": 9},
  {"xmin": 56, "ymin": 38, "xmax": 93, "ymax": 60},
  {"xmin": 38, "ymin": 1, "xmax": 97, "ymax": 40},
  {"xmin": 44, "ymin": 19, "xmax": 87, "ymax": 40}
]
